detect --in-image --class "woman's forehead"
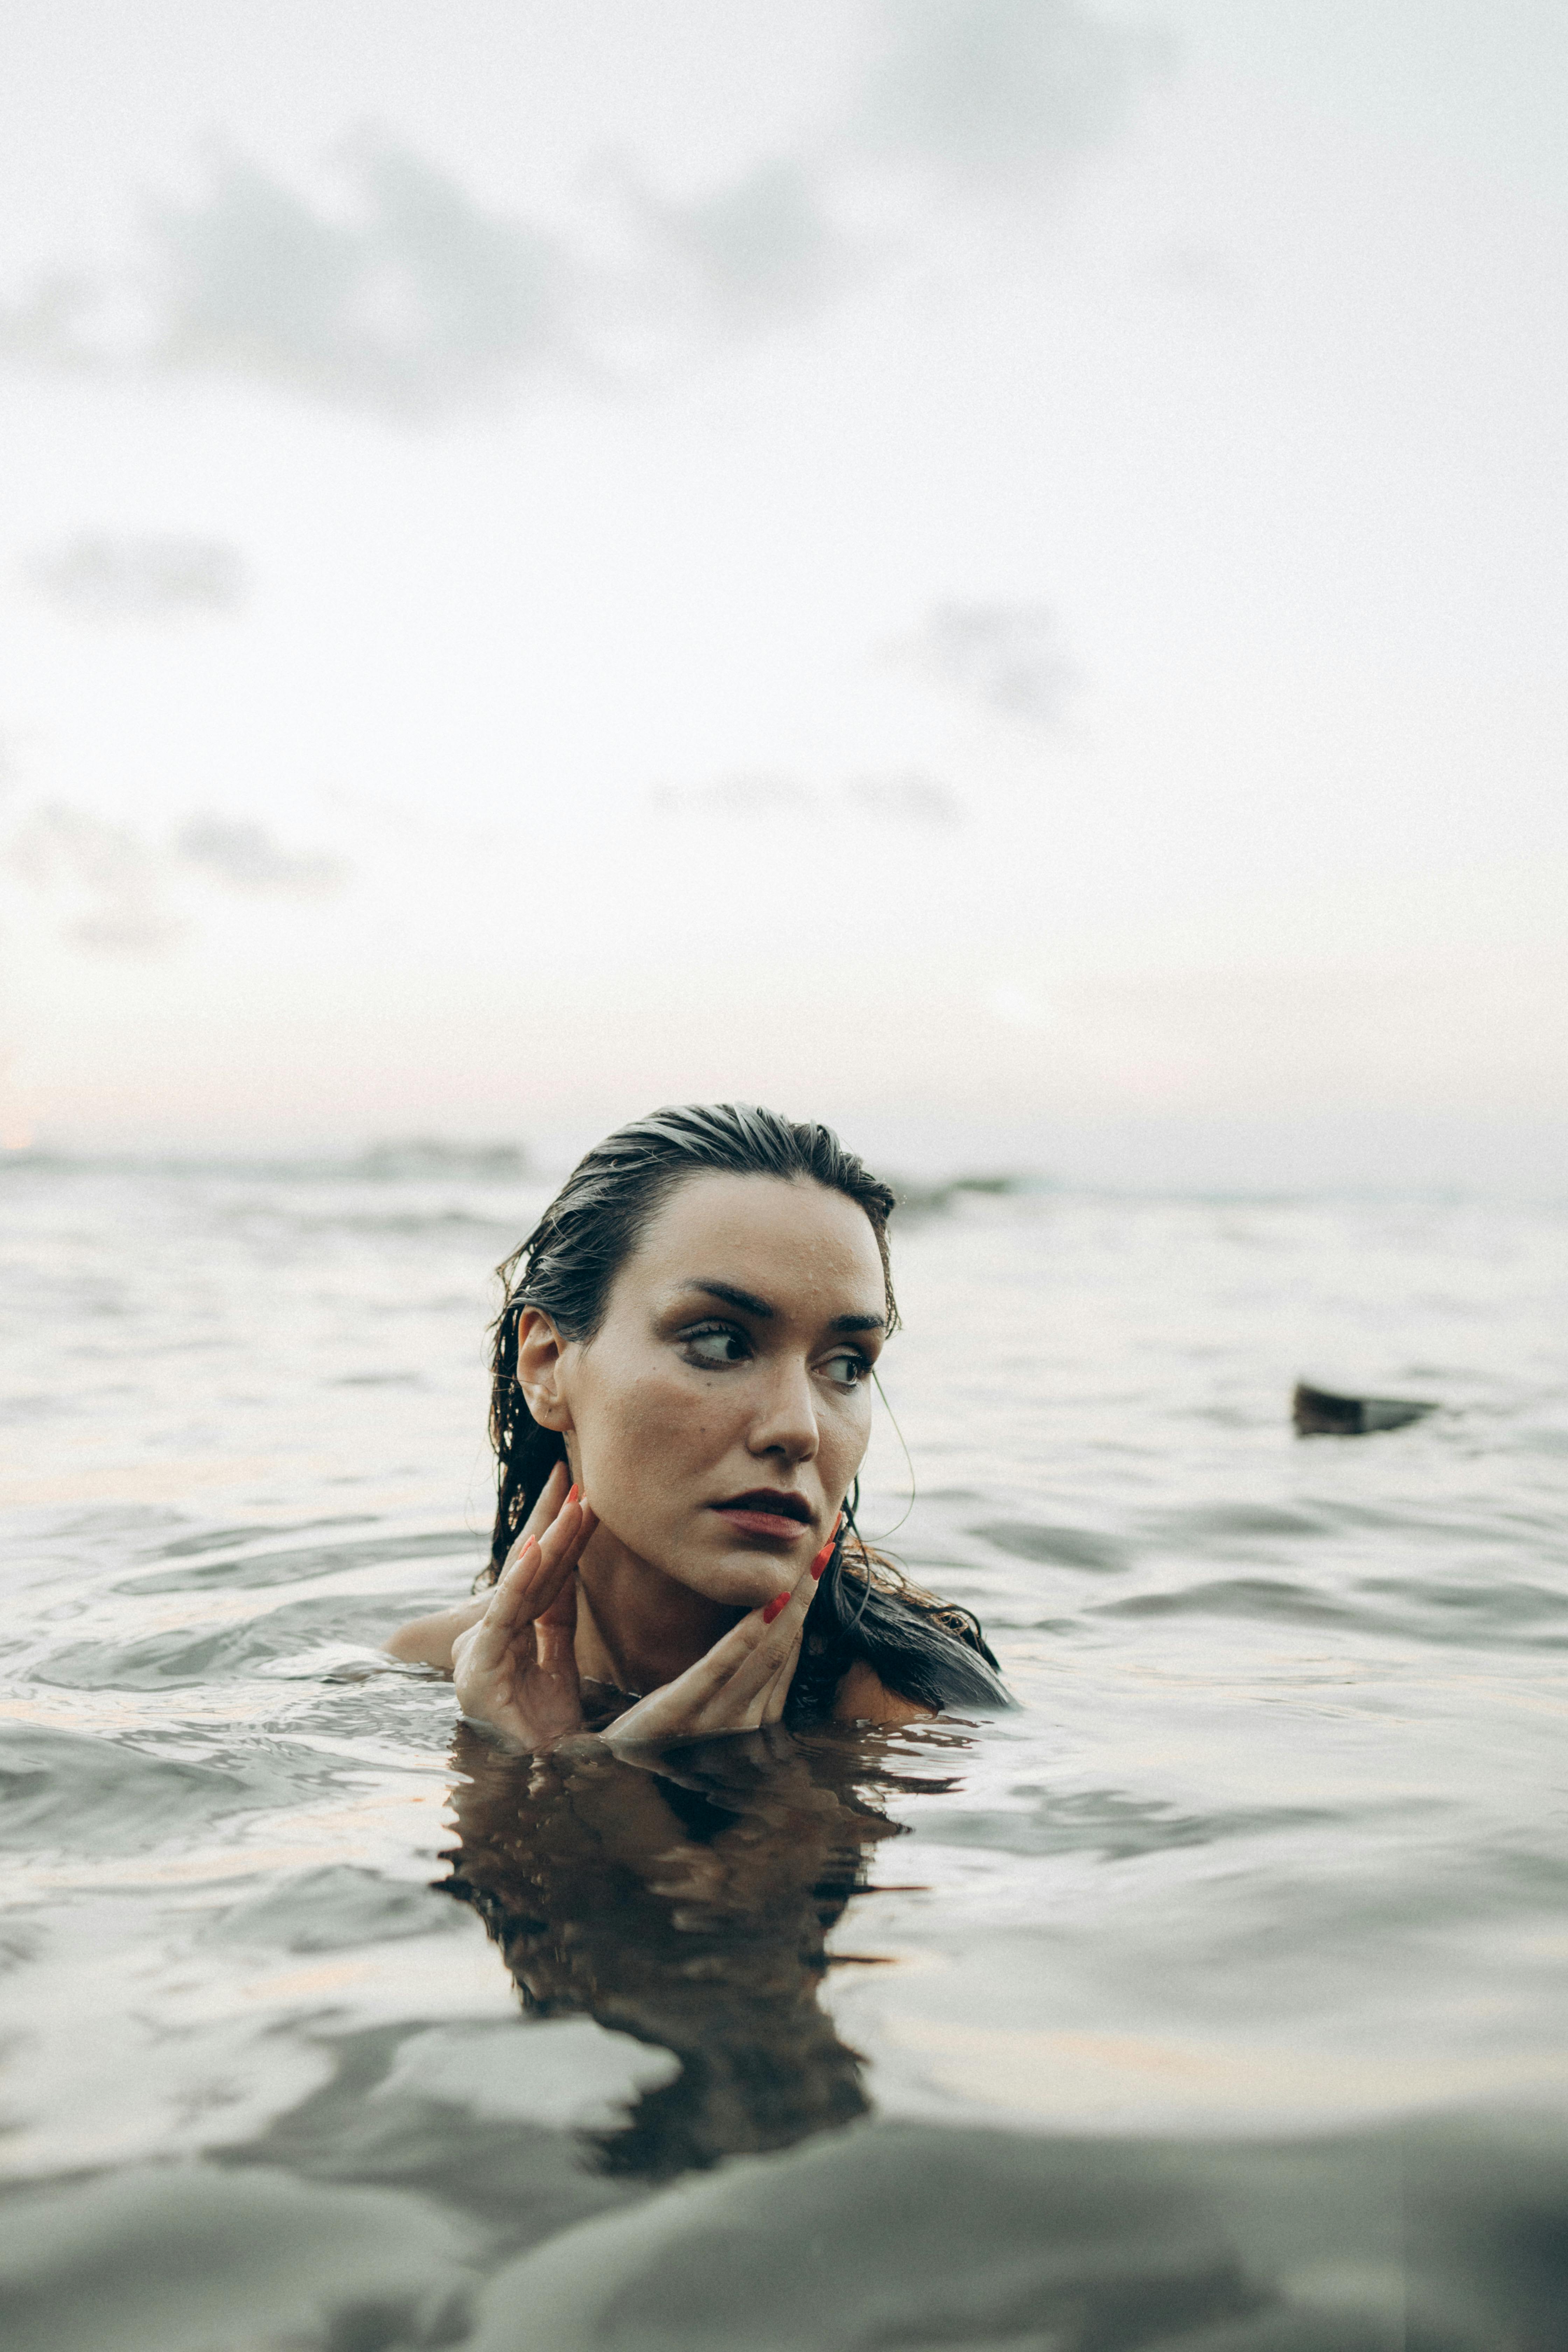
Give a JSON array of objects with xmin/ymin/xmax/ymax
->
[{"xmin": 628, "ymin": 1172, "xmax": 884, "ymax": 1298}]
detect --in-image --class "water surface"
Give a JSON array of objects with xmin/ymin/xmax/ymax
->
[{"xmin": 3, "ymin": 1161, "xmax": 1566, "ymax": 2348}]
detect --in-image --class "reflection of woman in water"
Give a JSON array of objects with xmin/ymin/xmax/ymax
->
[
  {"xmin": 387, "ymin": 1101, "xmax": 1007, "ymax": 1742},
  {"xmin": 442, "ymin": 1720, "xmax": 967, "ymax": 2178}
]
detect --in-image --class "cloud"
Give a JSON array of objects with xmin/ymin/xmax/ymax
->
[
  {"xmin": 609, "ymin": 4, "xmax": 1171, "ymax": 356},
  {"xmin": 632, "ymin": 159, "xmax": 853, "ymax": 329},
  {"xmin": 0, "ymin": 17, "xmax": 1175, "ymax": 416},
  {"xmin": 844, "ymin": 773, "xmax": 960, "ymax": 824},
  {"xmin": 0, "ymin": 142, "xmax": 571, "ymax": 416},
  {"xmin": 889, "ymin": 600, "xmax": 1078, "ymax": 724},
  {"xmin": 26, "ymin": 534, "xmax": 246, "ymax": 619},
  {"xmin": 1, "ymin": 142, "xmax": 847, "ymax": 403},
  {"xmin": 853, "ymin": 0, "xmax": 1173, "ymax": 182},
  {"xmin": 151, "ymin": 144, "xmax": 568, "ymax": 412},
  {"xmin": 0, "ymin": 274, "xmax": 113, "ymax": 374},
  {"xmin": 65, "ymin": 902, "xmax": 184, "ymax": 956},
  {"xmin": 3, "ymin": 803, "xmax": 348, "ymax": 954},
  {"xmin": 175, "ymin": 814, "xmax": 346, "ymax": 895}
]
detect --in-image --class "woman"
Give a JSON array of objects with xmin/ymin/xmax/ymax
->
[{"xmin": 387, "ymin": 1102, "xmax": 1008, "ymax": 1746}]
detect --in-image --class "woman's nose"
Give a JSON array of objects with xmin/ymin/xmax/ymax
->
[{"xmin": 748, "ymin": 1357, "xmax": 820, "ymax": 1461}]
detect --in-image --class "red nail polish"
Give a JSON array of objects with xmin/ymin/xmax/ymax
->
[
  {"xmin": 762, "ymin": 1591, "xmax": 789, "ymax": 1624},
  {"xmin": 810, "ymin": 1540, "xmax": 833, "ymax": 1580},
  {"xmin": 567, "ymin": 1482, "xmax": 580, "ymax": 1504}
]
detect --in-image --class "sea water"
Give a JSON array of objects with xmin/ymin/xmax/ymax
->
[{"xmin": 2, "ymin": 1157, "xmax": 1566, "ymax": 2350}]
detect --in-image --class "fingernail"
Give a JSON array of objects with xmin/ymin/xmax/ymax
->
[
  {"xmin": 567, "ymin": 1482, "xmax": 580, "ymax": 1504},
  {"xmin": 810, "ymin": 1540, "xmax": 833, "ymax": 1580},
  {"xmin": 762, "ymin": 1591, "xmax": 790, "ymax": 1624}
]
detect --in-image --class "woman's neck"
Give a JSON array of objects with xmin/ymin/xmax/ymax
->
[{"xmin": 573, "ymin": 1530, "xmax": 738, "ymax": 1696}]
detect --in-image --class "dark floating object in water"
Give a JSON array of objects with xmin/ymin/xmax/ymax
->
[{"xmin": 1293, "ymin": 1381, "xmax": 1438, "ymax": 1437}]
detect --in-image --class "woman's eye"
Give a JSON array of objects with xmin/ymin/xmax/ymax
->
[
  {"xmin": 681, "ymin": 1326, "xmax": 750, "ymax": 1367},
  {"xmin": 822, "ymin": 1351, "xmax": 871, "ymax": 1389}
]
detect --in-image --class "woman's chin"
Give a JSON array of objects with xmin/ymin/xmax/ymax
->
[{"xmin": 687, "ymin": 1545, "xmax": 803, "ymax": 1610}]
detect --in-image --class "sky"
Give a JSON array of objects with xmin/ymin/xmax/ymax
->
[{"xmin": 1, "ymin": 0, "xmax": 1564, "ymax": 1188}]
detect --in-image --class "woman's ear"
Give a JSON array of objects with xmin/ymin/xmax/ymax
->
[{"xmin": 516, "ymin": 1306, "xmax": 574, "ymax": 1433}]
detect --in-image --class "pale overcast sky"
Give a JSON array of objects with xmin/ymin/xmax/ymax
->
[{"xmin": 1, "ymin": 1, "xmax": 1564, "ymax": 1186}]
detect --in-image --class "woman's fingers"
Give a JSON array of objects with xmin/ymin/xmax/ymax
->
[
  {"xmin": 503, "ymin": 1458, "xmax": 571, "ymax": 1573},
  {"xmin": 468, "ymin": 1479, "xmax": 568, "ymax": 1677},
  {"xmin": 533, "ymin": 1566, "xmax": 579, "ymax": 1676},
  {"xmin": 526, "ymin": 1494, "xmax": 589, "ymax": 1684},
  {"xmin": 448, "ymin": 1476, "xmax": 597, "ymax": 1756},
  {"xmin": 605, "ymin": 1606, "xmax": 764, "ymax": 1740},
  {"xmin": 461, "ymin": 1490, "xmax": 594, "ymax": 1682},
  {"xmin": 757, "ymin": 1561, "xmax": 824, "ymax": 1720},
  {"xmin": 500, "ymin": 1489, "xmax": 595, "ymax": 1622},
  {"xmin": 760, "ymin": 1641, "xmax": 798, "ymax": 1724},
  {"xmin": 717, "ymin": 1562, "xmax": 817, "ymax": 1707},
  {"xmin": 653, "ymin": 1582, "xmax": 796, "ymax": 1710},
  {"xmin": 607, "ymin": 1557, "xmax": 818, "ymax": 1745},
  {"xmin": 537, "ymin": 1487, "xmax": 596, "ymax": 1574},
  {"xmin": 522, "ymin": 1491, "xmax": 595, "ymax": 1624},
  {"xmin": 459, "ymin": 1541, "xmax": 546, "ymax": 1680}
]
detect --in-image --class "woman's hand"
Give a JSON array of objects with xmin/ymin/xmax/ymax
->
[
  {"xmin": 603, "ymin": 1542, "xmax": 828, "ymax": 1752},
  {"xmin": 450, "ymin": 1464, "xmax": 596, "ymax": 1754}
]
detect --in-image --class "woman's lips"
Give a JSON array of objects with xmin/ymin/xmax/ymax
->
[{"xmin": 710, "ymin": 1503, "xmax": 811, "ymax": 1544}]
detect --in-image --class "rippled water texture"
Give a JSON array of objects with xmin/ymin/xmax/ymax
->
[{"xmin": 3, "ymin": 1161, "xmax": 1567, "ymax": 2349}]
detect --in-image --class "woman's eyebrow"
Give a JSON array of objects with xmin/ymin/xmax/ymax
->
[
  {"xmin": 681, "ymin": 1281, "xmax": 885, "ymax": 1334},
  {"xmin": 684, "ymin": 1280, "xmax": 775, "ymax": 1318}
]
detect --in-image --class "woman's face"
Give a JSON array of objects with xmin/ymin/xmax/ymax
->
[{"xmin": 546, "ymin": 1172, "xmax": 888, "ymax": 1611}]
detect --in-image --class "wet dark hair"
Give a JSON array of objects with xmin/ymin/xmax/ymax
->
[{"xmin": 485, "ymin": 1101, "xmax": 1009, "ymax": 1721}]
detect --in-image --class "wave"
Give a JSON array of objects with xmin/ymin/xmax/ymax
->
[
  {"xmin": 1094, "ymin": 1573, "xmax": 1568, "ymax": 1645},
  {"xmin": 463, "ymin": 2113, "xmax": 1568, "ymax": 2352},
  {"xmin": 0, "ymin": 1724, "xmax": 285, "ymax": 1855},
  {"xmin": 976, "ymin": 1519, "xmax": 1129, "ymax": 1572},
  {"xmin": 910, "ymin": 1786, "xmax": 1334, "ymax": 1861},
  {"xmin": 128, "ymin": 1524, "xmax": 480, "ymax": 1594}
]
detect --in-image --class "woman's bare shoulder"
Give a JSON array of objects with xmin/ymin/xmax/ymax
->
[
  {"xmin": 830, "ymin": 1658, "xmax": 936, "ymax": 1727},
  {"xmin": 383, "ymin": 1595, "xmax": 488, "ymax": 1671}
]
